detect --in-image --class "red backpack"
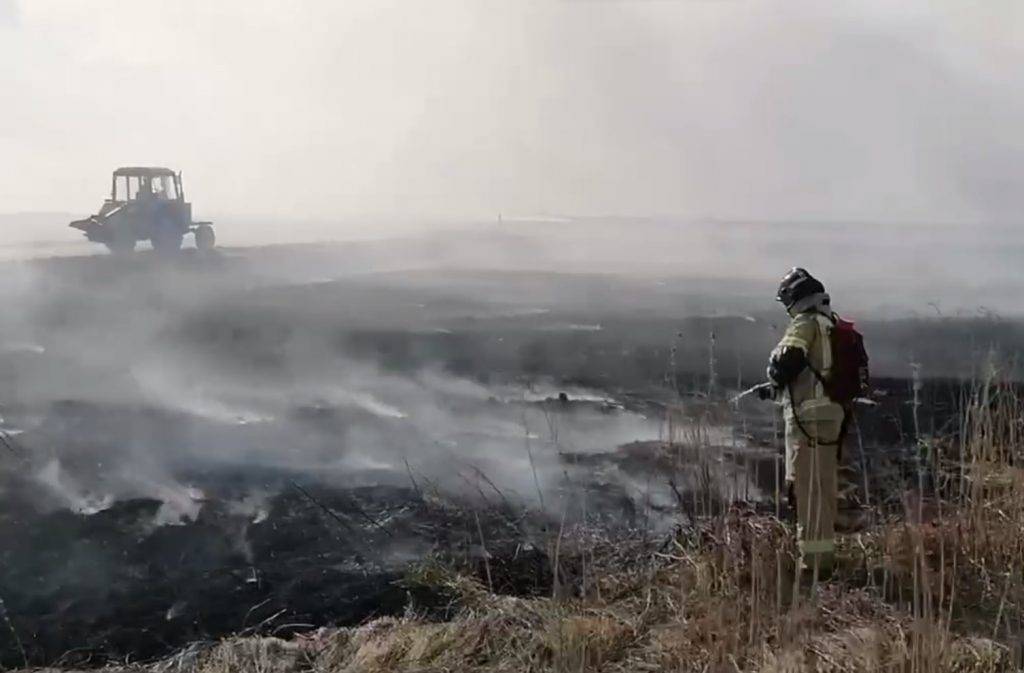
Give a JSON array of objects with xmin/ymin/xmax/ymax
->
[{"xmin": 814, "ymin": 313, "xmax": 870, "ymax": 405}]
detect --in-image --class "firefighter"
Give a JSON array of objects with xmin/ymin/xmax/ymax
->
[{"xmin": 759, "ymin": 268, "xmax": 845, "ymax": 576}]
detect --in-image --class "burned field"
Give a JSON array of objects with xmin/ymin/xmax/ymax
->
[
  {"xmin": 0, "ymin": 246, "xmax": 1015, "ymax": 668},
  {"xmin": 0, "ymin": 394, "xmax": 656, "ymax": 667}
]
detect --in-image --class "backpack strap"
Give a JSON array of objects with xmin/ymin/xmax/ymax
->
[{"xmin": 806, "ymin": 312, "xmax": 834, "ymax": 395}]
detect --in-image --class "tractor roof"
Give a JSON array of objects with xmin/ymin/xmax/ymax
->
[{"xmin": 113, "ymin": 167, "xmax": 177, "ymax": 177}]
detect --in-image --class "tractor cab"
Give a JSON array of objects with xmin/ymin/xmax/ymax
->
[{"xmin": 112, "ymin": 168, "xmax": 181, "ymax": 202}]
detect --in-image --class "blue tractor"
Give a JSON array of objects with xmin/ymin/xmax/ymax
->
[{"xmin": 70, "ymin": 167, "xmax": 215, "ymax": 255}]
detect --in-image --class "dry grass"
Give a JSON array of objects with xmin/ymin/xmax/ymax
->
[{"xmin": 178, "ymin": 510, "xmax": 1014, "ymax": 673}]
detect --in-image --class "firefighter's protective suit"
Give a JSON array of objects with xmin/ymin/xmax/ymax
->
[{"xmin": 768, "ymin": 300, "xmax": 846, "ymax": 573}]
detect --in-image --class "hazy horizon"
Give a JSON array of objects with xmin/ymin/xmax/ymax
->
[{"xmin": 3, "ymin": 0, "xmax": 1024, "ymax": 231}]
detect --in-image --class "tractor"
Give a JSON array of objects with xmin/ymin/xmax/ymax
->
[{"xmin": 70, "ymin": 167, "xmax": 215, "ymax": 255}]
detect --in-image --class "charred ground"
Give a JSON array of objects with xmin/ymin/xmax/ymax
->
[{"xmin": 0, "ymin": 243, "xmax": 1017, "ymax": 668}]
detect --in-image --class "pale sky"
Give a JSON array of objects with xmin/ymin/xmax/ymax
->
[{"xmin": 1, "ymin": 1, "xmax": 1023, "ymax": 223}]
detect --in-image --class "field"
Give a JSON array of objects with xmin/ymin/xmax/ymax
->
[{"xmin": 0, "ymin": 226, "xmax": 1022, "ymax": 671}]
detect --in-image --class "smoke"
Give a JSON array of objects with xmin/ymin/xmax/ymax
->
[
  {"xmin": 0, "ymin": 253, "xmax": 673, "ymax": 529},
  {"xmin": 0, "ymin": 0, "xmax": 1020, "ymax": 537},
  {"xmin": 0, "ymin": 0, "xmax": 17, "ymax": 27}
]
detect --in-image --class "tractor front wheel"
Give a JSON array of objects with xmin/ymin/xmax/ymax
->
[
  {"xmin": 194, "ymin": 224, "xmax": 216, "ymax": 252},
  {"xmin": 106, "ymin": 227, "xmax": 137, "ymax": 255}
]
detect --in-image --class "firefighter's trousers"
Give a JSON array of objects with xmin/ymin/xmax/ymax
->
[{"xmin": 785, "ymin": 416, "xmax": 843, "ymax": 572}]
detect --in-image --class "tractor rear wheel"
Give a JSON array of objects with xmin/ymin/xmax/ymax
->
[
  {"xmin": 195, "ymin": 224, "xmax": 216, "ymax": 252},
  {"xmin": 152, "ymin": 227, "xmax": 184, "ymax": 255}
]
